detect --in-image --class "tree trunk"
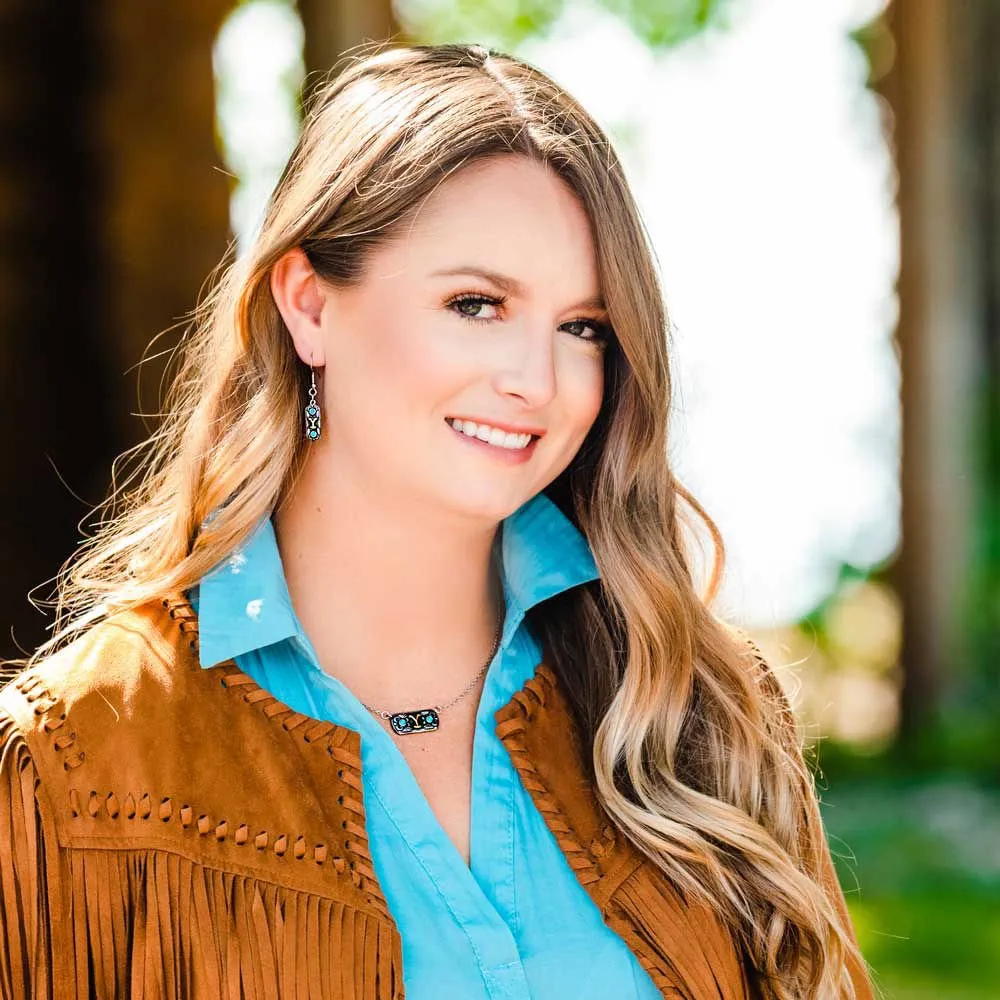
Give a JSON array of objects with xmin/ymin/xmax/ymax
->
[
  {"xmin": 298, "ymin": 0, "xmax": 399, "ymax": 99},
  {"xmin": 884, "ymin": 0, "xmax": 985, "ymax": 738},
  {"xmin": 0, "ymin": 0, "xmax": 233, "ymax": 663}
]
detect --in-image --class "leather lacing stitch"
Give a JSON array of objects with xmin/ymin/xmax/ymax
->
[
  {"xmin": 162, "ymin": 597, "xmax": 199, "ymax": 652},
  {"xmin": 65, "ymin": 784, "xmax": 389, "ymax": 907},
  {"xmin": 494, "ymin": 664, "xmax": 609, "ymax": 888},
  {"xmin": 13, "ymin": 672, "xmax": 83, "ymax": 770},
  {"xmin": 160, "ymin": 593, "xmax": 390, "ymax": 917}
]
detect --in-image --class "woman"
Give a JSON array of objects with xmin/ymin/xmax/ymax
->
[{"xmin": 0, "ymin": 42, "xmax": 874, "ymax": 1000}]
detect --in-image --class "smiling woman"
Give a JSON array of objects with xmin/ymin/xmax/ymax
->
[
  {"xmin": 0, "ymin": 42, "xmax": 873, "ymax": 1000},
  {"xmin": 268, "ymin": 154, "xmax": 609, "ymax": 524}
]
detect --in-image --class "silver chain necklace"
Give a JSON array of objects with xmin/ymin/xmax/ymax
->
[{"xmin": 360, "ymin": 617, "xmax": 504, "ymax": 736}]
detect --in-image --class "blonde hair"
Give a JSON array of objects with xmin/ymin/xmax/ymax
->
[{"xmin": 30, "ymin": 42, "xmax": 864, "ymax": 998}]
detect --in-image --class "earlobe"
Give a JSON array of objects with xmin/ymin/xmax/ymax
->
[{"xmin": 270, "ymin": 247, "xmax": 327, "ymax": 367}]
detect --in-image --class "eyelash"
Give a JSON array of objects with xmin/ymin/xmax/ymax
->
[{"xmin": 445, "ymin": 292, "xmax": 612, "ymax": 346}]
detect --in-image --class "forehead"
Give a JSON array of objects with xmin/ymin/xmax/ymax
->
[{"xmin": 377, "ymin": 155, "xmax": 602, "ymax": 298}]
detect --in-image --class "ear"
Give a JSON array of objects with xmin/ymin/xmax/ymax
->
[{"xmin": 270, "ymin": 248, "xmax": 327, "ymax": 366}]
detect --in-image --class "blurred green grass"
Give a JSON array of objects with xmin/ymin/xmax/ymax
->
[{"xmin": 822, "ymin": 779, "xmax": 1000, "ymax": 999}]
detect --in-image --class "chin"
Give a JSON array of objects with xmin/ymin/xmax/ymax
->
[{"xmin": 441, "ymin": 488, "xmax": 529, "ymax": 525}]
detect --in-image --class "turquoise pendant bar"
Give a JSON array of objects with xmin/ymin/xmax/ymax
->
[{"xmin": 389, "ymin": 709, "xmax": 440, "ymax": 735}]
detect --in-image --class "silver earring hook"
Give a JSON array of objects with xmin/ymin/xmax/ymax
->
[{"xmin": 304, "ymin": 355, "xmax": 321, "ymax": 442}]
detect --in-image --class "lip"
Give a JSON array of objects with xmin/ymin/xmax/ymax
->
[
  {"xmin": 446, "ymin": 416, "xmax": 545, "ymax": 437},
  {"xmin": 446, "ymin": 419, "xmax": 541, "ymax": 463}
]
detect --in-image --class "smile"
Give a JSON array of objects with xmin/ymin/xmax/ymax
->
[{"xmin": 445, "ymin": 418, "xmax": 537, "ymax": 451}]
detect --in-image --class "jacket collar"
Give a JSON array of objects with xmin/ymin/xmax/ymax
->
[{"xmin": 194, "ymin": 491, "xmax": 600, "ymax": 669}]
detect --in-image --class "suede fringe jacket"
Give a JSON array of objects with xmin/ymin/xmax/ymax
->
[{"xmin": 0, "ymin": 597, "xmax": 873, "ymax": 999}]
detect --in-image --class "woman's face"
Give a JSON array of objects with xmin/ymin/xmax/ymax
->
[{"xmin": 301, "ymin": 154, "xmax": 608, "ymax": 523}]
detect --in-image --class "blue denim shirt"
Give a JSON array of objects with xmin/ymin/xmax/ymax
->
[{"xmin": 189, "ymin": 492, "xmax": 660, "ymax": 1000}]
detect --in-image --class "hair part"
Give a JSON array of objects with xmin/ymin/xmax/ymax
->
[{"xmin": 27, "ymin": 41, "xmax": 864, "ymax": 997}]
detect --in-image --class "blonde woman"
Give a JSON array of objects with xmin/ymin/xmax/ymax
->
[{"xmin": 0, "ymin": 43, "xmax": 874, "ymax": 1000}]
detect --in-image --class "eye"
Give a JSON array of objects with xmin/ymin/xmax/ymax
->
[
  {"xmin": 446, "ymin": 293, "xmax": 505, "ymax": 323},
  {"xmin": 445, "ymin": 292, "xmax": 612, "ymax": 347},
  {"xmin": 561, "ymin": 318, "xmax": 612, "ymax": 346}
]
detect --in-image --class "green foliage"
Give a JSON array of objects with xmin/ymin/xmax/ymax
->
[
  {"xmin": 598, "ymin": 0, "xmax": 727, "ymax": 49},
  {"xmin": 963, "ymin": 376, "xmax": 1000, "ymax": 718},
  {"xmin": 819, "ymin": 716, "xmax": 1000, "ymax": 786},
  {"xmin": 396, "ymin": 0, "xmax": 729, "ymax": 52},
  {"xmin": 396, "ymin": 0, "xmax": 568, "ymax": 49},
  {"xmin": 848, "ymin": 11, "xmax": 896, "ymax": 87},
  {"xmin": 824, "ymin": 780, "xmax": 1000, "ymax": 998},
  {"xmin": 851, "ymin": 890, "xmax": 1000, "ymax": 998}
]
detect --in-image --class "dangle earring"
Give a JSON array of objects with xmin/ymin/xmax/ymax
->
[{"xmin": 304, "ymin": 357, "xmax": 322, "ymax": 441}]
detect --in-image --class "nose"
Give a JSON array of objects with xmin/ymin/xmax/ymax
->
[{"xmin": 491, "ymin": 322, "xmax": 557, "ymax": 409}]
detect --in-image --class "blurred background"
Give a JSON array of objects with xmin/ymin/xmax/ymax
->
[{"xmin": 1, "ymin": 0, "xmax": 997, "ymax": 995}]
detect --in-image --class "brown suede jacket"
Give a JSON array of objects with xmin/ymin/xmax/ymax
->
[{"xmin": 0, "ymin": 596, "xmax": 873, "ymax": 999}]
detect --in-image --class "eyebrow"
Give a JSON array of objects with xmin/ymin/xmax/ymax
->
[{"xmin": 431, "ymin": 265, "xmax": 607, "ymax": 313}]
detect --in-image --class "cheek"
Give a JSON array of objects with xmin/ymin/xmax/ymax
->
[
  {"xmin": 335, "ymin": 308, "xmax": 460, "ymax": 415},
  {"xmin": 388, "ymin": 331, "xmax": 476, "ymax": 427},
  {"xmin": 561, "ymin": 353, "xmax": 605, "ymax": 440}
]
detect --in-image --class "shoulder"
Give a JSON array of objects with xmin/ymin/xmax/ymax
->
[
  {"xmin": 0, "ymin": 601, "xmax": 397, "ymax": 946},
  {"xmin": 1, "ymin": 599, "xmax": 188, "ymax": 737},
  {"xmin": 0, "ymin": 596, "xmax": 322, "ymax": 858},
  {"xmin": 0, "ymin": 598, "xmax": 211, "ymax": 807}
]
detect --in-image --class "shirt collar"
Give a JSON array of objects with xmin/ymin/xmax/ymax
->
[{"xmin": 192, "ymin": 491, "xmax": 600, "ymax": 669}]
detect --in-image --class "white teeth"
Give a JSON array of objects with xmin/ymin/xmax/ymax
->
[{"xmin": 448, "ymin": 418, "xmax": 533, "ymax": 450}]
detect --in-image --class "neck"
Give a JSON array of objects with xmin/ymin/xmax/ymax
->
[{"xmin": 273, "ymin": 452, "xmax": 506, "ymax": 709}]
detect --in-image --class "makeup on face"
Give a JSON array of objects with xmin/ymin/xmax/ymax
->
[{"xmin": 314, "ymin": 155, "xmax": 607, "ymax": 517}]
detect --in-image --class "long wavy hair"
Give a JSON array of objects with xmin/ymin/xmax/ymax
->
[{"xmin": 27, "ymin": 42, "xmax": 865, "ymax": 998}]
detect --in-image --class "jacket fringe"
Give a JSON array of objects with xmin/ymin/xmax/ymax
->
[
  {"xmin": 0, "ymin": 709, "xmax": 53, "ymax": 998},
  {"xmin": 0, "ymin": 709, "xmax": 403, "ymax": 1000},
  {"xmin": 606, "ymin": 866, "xmax": 750, "ymax": 1000}
]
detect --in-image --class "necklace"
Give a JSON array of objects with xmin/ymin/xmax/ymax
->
[{"xmin": 360, "ymin": 617, "xmax": 504, "ymax": 735}]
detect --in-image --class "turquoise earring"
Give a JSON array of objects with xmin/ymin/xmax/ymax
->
[{"xmin": 305, "ymin": 359, "xmax": 321, "ymax": 441}]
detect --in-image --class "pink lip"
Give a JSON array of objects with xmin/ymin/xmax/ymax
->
[
  {"xmin": 446, "ymin": 417, "xmax": 545, "ymax": 437},
  {"xmin": 446, "ymin": 420, "xmax": 541, "ymax": 464}
]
